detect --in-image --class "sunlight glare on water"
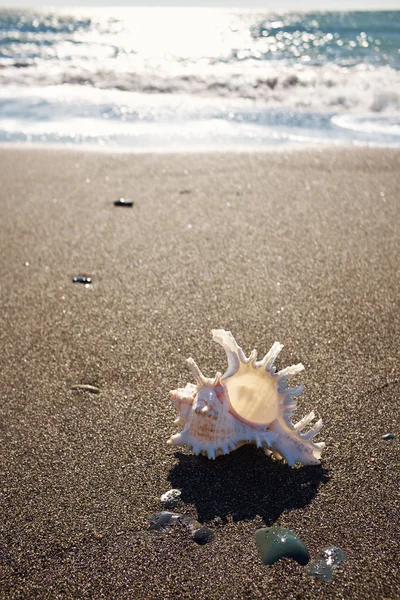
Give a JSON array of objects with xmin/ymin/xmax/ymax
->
[{"xmin": 0, "ymin": 7, "xmax": 399, "ymax": 150}]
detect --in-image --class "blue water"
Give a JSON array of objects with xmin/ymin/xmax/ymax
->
[{"xmin": 0, "ymin": 7, "xmax": 399, "ymax": 150}]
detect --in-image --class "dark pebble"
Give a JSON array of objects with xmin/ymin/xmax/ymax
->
[
  {"xmin": 114, "ymin": 198, "xmax": 133, "ymax": 207},
  {"xmin": 192, "ymin": 527, "xmax": 213, "ymax": 545},
  {"xmin": 72, "ymin": 276, "xmax": 92, "ymax": 284},
  {"xmin": 179, "ymin": 190, "xmax": 192, "ymax": 195},
  {"xmin": 382, "ymin": 433, "xmax": 395, "ymax": 440}
]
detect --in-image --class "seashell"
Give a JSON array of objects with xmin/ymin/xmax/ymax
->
[{"xmin": 168, "ymin": 329, "xmax": 324, "ymax": 466}]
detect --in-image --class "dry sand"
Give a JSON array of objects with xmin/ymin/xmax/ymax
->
[{"xmin": 0, "ymin": 147, "xmax": 399, "ymax": 599}]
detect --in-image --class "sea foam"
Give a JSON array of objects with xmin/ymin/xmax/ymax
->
[{"xmin": 0, "ymin": 8, "xmax": 399, "ymax": 149}]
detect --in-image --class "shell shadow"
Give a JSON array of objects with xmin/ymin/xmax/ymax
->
[{"xmin": 168, "ymin": 446, "xmax": 329, "ymax": 524}]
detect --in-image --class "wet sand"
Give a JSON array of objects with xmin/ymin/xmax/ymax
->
[{"xmin": 0, "ymin": 147, "xmax": 399, "ymax": 599}]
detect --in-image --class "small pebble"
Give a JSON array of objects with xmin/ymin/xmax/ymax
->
[
  {"xmin": 179, "ymin": 189, "xmax": 192, "ymax": 195},
  {"xmin": 160, "ymin": 489, "xmax": 181, "ymax": 508},
  {"xmin": 114, "ymin": 198, "xmax": 133, "ymax": 207},
  {"xmin": 192, "ymin": 527, "xmax": 213, "ymax": 545},
  {"xmin": 149, "ymin": 512, "xmax": 213, "ymax": 545},
  {"xmin": 255, "ymin": 526, "xmax": 310, "ymax": 566},
  {"xmin": 306, "ymin": 546, "xmax": 345, "ymax": 582},
  {"xmin": 149, "ymin": 512, "xmax": 178, "ymax": 531},
  {"xmin": 382, "ymin": 433, "xmax": 395, "ymax": 440},
  {"xmin": 72, "ymin": 276, "xmax": 92, "ymax": 284},
  {"xmin": 71, "ymin": 384, "xmax": 101, "ymax": 394}
]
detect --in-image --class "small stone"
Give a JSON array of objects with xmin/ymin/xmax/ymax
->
[
  {"xmin": 149, "ymin": 512, "xmax": 212, "ymax": 544},
  {"xmin": 92, "ymin": 530, "xmax": 103, "ymax": 539},
  {"xmin": 382, "ymin": 433, "xmax": 395, "ymax": 440},
  {"xmin": 70, "ymin": 384, "xmax": 101, "ymax": 394},
  {"xmin": 114, "ymin": 198, "xmax": 133, "ymax": 207},
  {"xmin": 306, "ymin": 546, "xmax": 345, "ymax": 582},
  {"xmin": 179, "ymin": 189, "xmax": 191, "ymax": 195},
  {"xmin": 160, "ymin": 489, "xmax": 181, "ymax": 508},
  {"xmin": 192, "ymin": 527, "xmax": 213, "ymax": 545},
  {"xmin": 255, "ymin": 526, "xmax": 310, "ymax": 566},
  {"xmin": 72, "ymin": 276, "xmax": 92, "ymax": 284},
  {"xmin": 149, "ymin": 512, "xmax": 178, "ymax": 531}
]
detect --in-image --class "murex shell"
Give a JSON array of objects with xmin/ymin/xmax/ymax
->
[{"xmin": 168, "ymin": 330, "xmax": 325, "ymax": 466}]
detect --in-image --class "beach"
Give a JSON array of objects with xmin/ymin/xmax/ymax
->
[{"xmin": 0, "ymin": 146, "xmax": 399, "ymax": 599}]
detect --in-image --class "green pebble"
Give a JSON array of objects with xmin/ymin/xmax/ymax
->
[
  {"xmin": 255, "ymin": 526, "xmax": 310, "ymax": 566},
  {"xmin": 306, "ymin": 546, "xmax": 345, "ymax": 581}
]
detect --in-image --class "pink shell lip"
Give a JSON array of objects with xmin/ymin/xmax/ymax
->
[
  {"xmin": 214, "ymin": 384, "xmax": 225, "ymax": 404},
  {"xmin": 227, "ymin": 405, "xmax": 272, "ymax": 431}
]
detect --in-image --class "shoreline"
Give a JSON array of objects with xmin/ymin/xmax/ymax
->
[
  {"xmin": 1, "ymin": 146, "xmax": 399, "ymax": 599},
  {"xmin": 1, "ymin": 139, "xmax": 400, "ymax": 155}
]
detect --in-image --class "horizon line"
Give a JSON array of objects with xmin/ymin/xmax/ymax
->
[{"xmin": 1, "ymin": 1, "xmax": 400, "ymax": 9}]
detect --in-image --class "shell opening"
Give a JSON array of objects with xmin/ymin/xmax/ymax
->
[{"xmin": 224, "ymin": 365, "xmax": 280, "ymax": 427}]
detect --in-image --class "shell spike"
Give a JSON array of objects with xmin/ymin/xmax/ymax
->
[
  {"xmin": 277, "ymin": 363, "xmax": 305, "ymax": 384},
  {"xmin": 169, "ymin": 431, "xmax": 187, "ymax": 446},
  {"xmin": 221, "ymin": 442, "xmax": 230, "ymax": 455},
  {"xmin": 211, "ymin": 329, "xmax": 242, "ymax": 378},
  {"xmin": 212, "ymin": 371, "xmax": 222, "ymax": 386},
  {"xmin": 192, "ymin": 442, "xmax": 202, "ymax": 455},
  {"xmin": 207, "ymin": 447, "xmax": 216, "ymax": 460},
  {"xmin": 187, "ymin": 357, "xmax": 207, "ymax": 387},
  {"xmin": 294, "ymin": 411, "xmax": 315, "ymax": 431},
  {"xmin": 302, "ymin": 418, "xmax": 323, "ymax": 440},
  {"xmin": 286, "ymin": 385, "xmax": 304, "ymax": 398},
  {"xmin": 248, "ymin": 348, "xmax": 258, "ymax": 365},
  {"xmin": 260, "ymin": 341, "xmax": 284, "ymax": 370}
]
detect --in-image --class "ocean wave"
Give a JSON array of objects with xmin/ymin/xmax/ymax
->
[
  {"xmin": 0, "ymin": 84, "xmax": 398, "ymax": 149},
  {"xmin": 0, "ymin": 8, "xmax": 399, "ymax": 149},
  {"xmin": 0, "ymin": 61, "xmax": 399, "ymax": 115},
  {"xmin": 0, "ymin": 8, "xmax": 398, "ymax": 115},
  {"xmin": 331, "ymin": 113, "xmax": 400, "ymax": 135}
]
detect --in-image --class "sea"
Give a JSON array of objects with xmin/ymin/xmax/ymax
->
[{"xmin": 0, "ymin": 7, "xmax": 399, "ymax": 151}]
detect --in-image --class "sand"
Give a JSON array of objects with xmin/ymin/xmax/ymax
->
[{"xmin": 0, "ymin": 147, "xmax": 399, "ymax": 599}]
